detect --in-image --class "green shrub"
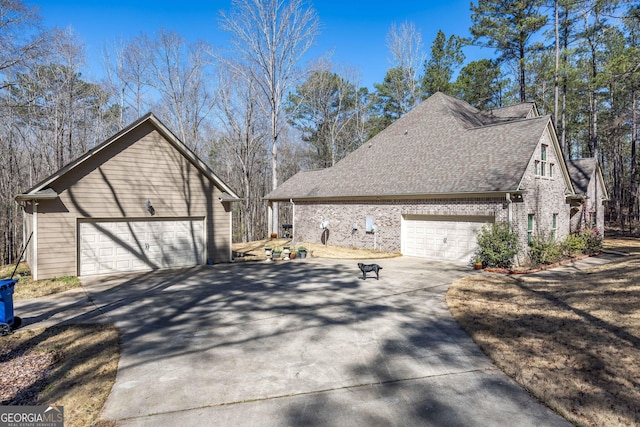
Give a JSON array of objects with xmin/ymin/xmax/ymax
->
[
  {"xmin": 561, "ymin": 227, "xmax": 603, "ymax": 257},
  {"xmin": 579, "ymin": 227, "xmax": 603, "ymax": 254},
  {"xmin": 561, "ymin": 233, "xmax": 586, "ymax": 257},
  {"xmin": 475, "ymin": 222, "xmax": 520, "ymax": 268},
  {"xmin": 529, "ymin": 234, "xmax": 563, "ymax": 265}
]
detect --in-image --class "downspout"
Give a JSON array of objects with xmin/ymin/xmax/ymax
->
[{"xmin": 32, "ymin": 201, "xmax": 38, "ymax": 281}]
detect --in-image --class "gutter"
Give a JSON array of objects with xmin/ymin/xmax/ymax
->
[{"xmin": 265, "ymin": 190, "xmax": 526, "ymax": 203}]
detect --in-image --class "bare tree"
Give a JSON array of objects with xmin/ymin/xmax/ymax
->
[
  {"xmin": 146, "ymin": 30, "xmax": 217, "ymax": 155},
  {"xmin": 0, "ymin": 0, "xmax": 49, "ymax": 88},
  {"xmin": 214, "ymin": 62, "xmax": 269, "ymax": 242},
  {"xmin": 220, "ymin": 0, "xmax": 319, "ymax": 235},
  {"xmin": 103, "ymin": 30, "xmax": 217, "ymax": 155},
  {"xmin": 386, "ymin": 21, "xmax": 425, "ymax": 105},
  {"xmin": 102, "ymin": 35, "xmax": 154, "ymax": 126}
]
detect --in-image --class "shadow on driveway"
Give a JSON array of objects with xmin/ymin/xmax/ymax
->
[{"xmin": 18, "ymin": 257, "xmax": 571, "ymax": 426}]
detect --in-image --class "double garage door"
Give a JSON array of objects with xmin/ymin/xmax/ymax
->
[
  {"xmin": 79, "ymin": 219, "xmax": 204, "ymax": 276},
  {"xmin": 402, "ymin": 215, "xmax": 493, "ymax": 263}
]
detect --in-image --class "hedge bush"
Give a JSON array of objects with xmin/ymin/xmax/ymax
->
[
  {"xmin": 529, "ymin": 234, "xmax": 563, "ymax": 265},
  {"xmin": 475, "ymin": 222, "xmax": 520, "ymax": 268}
]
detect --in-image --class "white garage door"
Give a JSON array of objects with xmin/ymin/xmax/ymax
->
[
  {"xmin": 402, "ymin": 215, "xmax": 493, "ymax": 263},
  {"xmin": 79, "ymin": 219, "xmax": 205, "ymax": 276}
]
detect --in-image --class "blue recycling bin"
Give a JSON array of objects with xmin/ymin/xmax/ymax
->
[{"xmin": 0, "ymin": 279, "xmax": 17, "ymax": 327}]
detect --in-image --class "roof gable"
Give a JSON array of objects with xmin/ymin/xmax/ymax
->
[
  {"xmin": 266, "ymin": 93, "xmax": 557, "ymax": 200},
  {"xmin": 566, "ymin": 157, "xmax": 609, "ymax": 200},
  {"xmin": 17, "ymin": 113, "xmax": 239, "ymax": 201}
]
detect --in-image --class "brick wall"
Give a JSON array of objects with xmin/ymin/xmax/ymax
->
[
  {"xmin": 291, "ymin": 197, "xmax": 507, "ymax": 253},
  {"xmin": 514, "ymin": 129, "xmax": 572, "ymax": 261}
]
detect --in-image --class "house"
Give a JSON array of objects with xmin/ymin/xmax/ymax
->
[
  {"xmin": 265, "ymin": 92, "xmax": 601, "ymax": 264},
  {"xmin": 15, "ymin": 113, "xmax": 239, "ymax": 280},
  {"xmin": 566, "ymin": 158, "xmax": 608, "ymax": 232}
]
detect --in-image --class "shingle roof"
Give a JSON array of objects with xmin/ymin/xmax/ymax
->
[
  {"xmin": 266, "ymin": 92, "xmax": 551, "ymax": 200},
  {"xmin": 566, "ymin": 158, "xmax": 597, "ymax": 195}
]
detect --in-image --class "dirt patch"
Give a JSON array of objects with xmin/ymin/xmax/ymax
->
[
  {"xmin": 447, "ymin": 252, "xmax": 640, "ymax": 426},
  {"xmin": 233, "ymin": 238, "xmax": 401, "ymax": 260},
  {"xmin": 0, "ymin": 324, "xmax": 120, "ymax": 427}
]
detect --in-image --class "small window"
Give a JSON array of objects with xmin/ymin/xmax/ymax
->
[
  {"xmin": 551, "ymin": 213, "xmax": 558, "ymax": 240},
  {"xmin": 549, "ymin": 163, "xmax": 554, "ymax": 178},
  {"xmin": 534, "ymin": 160, "xmax": 540, "ymax": 176},
  {"xmin": 541, "ymin": 145, "xmax": 548, "ymax": 176},
  {"xmin": 528, "ymin": 214, "xmax": 535, "ymax": 245}
]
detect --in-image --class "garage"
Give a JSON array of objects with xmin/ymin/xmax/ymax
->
[
  {"xmin": 16, "ymin": 113, "xmax": 239, "ymax": 280},
  {"xmin": 79, "ymin": 219, "xmax": 205, "ymax": 276},
  {"xmin": 402, "ymin": 215, "xmax": 493, "ymax": 263}
]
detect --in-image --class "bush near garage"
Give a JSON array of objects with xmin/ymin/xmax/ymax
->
[
  {"xmin": 475, "ymin": 222, "xmax": 520, "ymax": 269},
  {"xmin": 476, "ymin": 224, "xmax": 604, "ymax": 269}
]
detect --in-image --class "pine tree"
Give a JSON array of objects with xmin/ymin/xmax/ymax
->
[
  {"xmin": 470, "ymin": 0, "xmax": 547, "ymax": 102},
  {"xmin": 422, "ymin": 30, "xmax": 465, "ymax": 97}
]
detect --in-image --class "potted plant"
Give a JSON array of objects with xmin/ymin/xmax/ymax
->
[
  {"xmin": 272, "ymin": 247, "xmax": 282, "ymax": 259},
  {"xmin": 473, "ymin": 257, "xmax": 483, "ymax": 270},
  {"xmin": 296, "ymin": 246, "xmax": 307, "ymax": 259}
]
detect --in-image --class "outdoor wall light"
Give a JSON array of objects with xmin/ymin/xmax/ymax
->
[{"xmin": 146, "ymin": 199, "xmax": 155, "ymax": 216}]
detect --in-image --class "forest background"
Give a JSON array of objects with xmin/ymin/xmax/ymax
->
[{"xmin": 1, "ymin": 0, "xmax": 639, "ymax": 265}]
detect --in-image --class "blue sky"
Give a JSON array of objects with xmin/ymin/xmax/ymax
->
[{"xmin": 33, "ymin": 0, "xmax": 492, "ymax": 90}]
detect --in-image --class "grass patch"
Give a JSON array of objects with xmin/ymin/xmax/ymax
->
[
  {"xmin": 447, "ymin": 247, "xmax": 640, "ymax": 426},
  {"xmin": 0, "ymin": 324, "xmax": 120, "ymax": 427},
  {"xmin": 1, "ymin": 262, "xmax": 81, "ymax": 300}
]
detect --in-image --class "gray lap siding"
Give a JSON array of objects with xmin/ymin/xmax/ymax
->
[{"xmin": 293, "ymin": 198, "xmax": 508, "ymax": 253}]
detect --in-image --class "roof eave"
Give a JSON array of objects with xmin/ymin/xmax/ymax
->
[
  {"xmin": 15, "ymin": 188, "xmax": 58, "ymax": 202},
  {"xmin": 265, "ymin": 190, "xmax": 524, "ymax": 202}
]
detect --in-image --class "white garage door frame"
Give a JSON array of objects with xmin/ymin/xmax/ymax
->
[
  {"xmin": 78, "ymin": 217, "xmax": 205, "ymax": 277},
  {"xmin": 401, "ymin": 215, "xmax": 494, "ymax": 263}
]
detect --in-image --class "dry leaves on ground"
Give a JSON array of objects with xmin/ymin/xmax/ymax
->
[
  {"xmin": 0, "ymin": 324, "xmax": 120, "ymax": 427},
  {"xmin": 447, "ymin": 254, "xmax": 640, "ymax": 427}
]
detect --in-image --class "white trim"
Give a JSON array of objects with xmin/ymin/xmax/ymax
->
[
  {"xmin": 290, "ymin": 199, "xmax": 296, "ymax": 242},
  {"xmin": 229, "ymin": 208, "xmax": 233, "ymax": 263},
  {"xmin": 32, "ymin": 202, "xmax": 38, "ymax": 281}
]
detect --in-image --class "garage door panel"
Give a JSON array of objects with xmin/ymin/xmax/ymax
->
[
  {"xmin": 80, "ymin": 219, "xmax": 204, "ymax": 276},
  {"xmin": 403, "ymin": 216, "xmax": 493, "ymax": 263}
]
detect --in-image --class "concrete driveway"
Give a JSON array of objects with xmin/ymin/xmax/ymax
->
[{"xmin": 20, "ymin": 257, "xmax": 571, "ymax": 426}]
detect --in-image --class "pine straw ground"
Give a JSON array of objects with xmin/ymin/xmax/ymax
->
[{"xmin": 447, "ymin": 236, "xmax": 640, "ymax": 427}]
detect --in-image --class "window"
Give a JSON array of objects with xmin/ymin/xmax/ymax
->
[
  {"xmin": 528, "ymin": 214, "xmax": 535, "ymax": 245},
  {"xmin": 540, "ymin": 145, "xmax": 548, "ymax": 177},
  {"xmin": 534, "ymin": 160, "xmax": 540, "ymax": 176},
  {"xmin": 551, "ymin": 213, "xmax": 558, "ymax": 240},
  {"xmin": 549, "ymin": 163, "xmax": 554, "ymax": 178}
]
